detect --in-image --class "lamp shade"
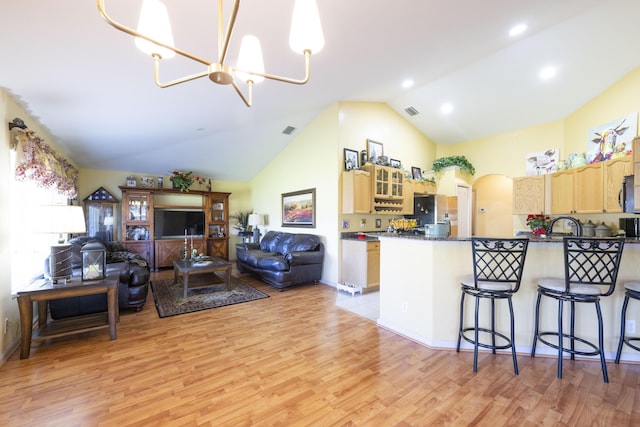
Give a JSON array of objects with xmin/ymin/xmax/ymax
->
[
  {"xmin": 289, "ymin": 0, "xmax": 324, "ymax": 54},
  {"xmin": 236, "ymin": 35, "xmax": 265, "ymax": 84},
  {"xmin": 34, "ymin": 205, "xmax": 87, "ymax": 234},
  {"xmin": 248, "ymin": 213, "xmax": 264, "ymax": 227},
  {"xmin": 135, "ymin": 0, "xmax": 175, "ymax": 59}
]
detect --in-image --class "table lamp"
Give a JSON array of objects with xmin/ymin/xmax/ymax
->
[
  {"xmin": 248, "ymin": 213, "xmax": 265, "ymax": 243},
  {"xmin": 35, "ymin": 205, "xmax": 87, "ymax": 283}
]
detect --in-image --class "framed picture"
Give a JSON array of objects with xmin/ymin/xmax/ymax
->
[
  {"xmin": 390, "ymin": 158, "xmax": 401, "ymax": 168},
  {"xmin": 344, "ymin": 148, "xmax": 359, "ymax": 170},
  {"xmin": 411, "ymin": 166, "xmax": 423, "ymax": 180},
  {"xmin": 282, "ymin": 188, "xmax": 316, "ymax": 228},
  {"xmin": 366, "ymin": 139, "xmax": 384, "ymax": 162},
  {"xmin": 139, "ymin": 176, "xmax": 154, "ymax": 188}
]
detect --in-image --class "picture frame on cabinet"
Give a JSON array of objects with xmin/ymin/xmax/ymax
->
[
  {"xmin": 366, "ymin": 139, "xmax": 384, "ymax": 162},
  {"xmin": 411, "ymin": 166, "xmax": 423, "ymax": 180},
  {"xmin": 282, "ymin": 188, "xmax": 316, "ymax": 228},
  {"xmin": 390, "ymin": 158, "xmax": 401, "ymax": 168},
  {"xmin": 344, "ymin": 148, "xmax": 359, "ymax": 170}
]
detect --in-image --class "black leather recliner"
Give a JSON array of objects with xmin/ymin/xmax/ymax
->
[{"xmin": 47, "ymin": 237, "xmax": 150, "ymax": 319}]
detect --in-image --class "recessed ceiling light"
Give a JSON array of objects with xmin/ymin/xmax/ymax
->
[
  {"xmin": 539, "ymin": 66, "xmax": 557, "ymax": 80},
  {"xmin": 509, "ymin": 23, "xmax": 527, "ymax": 37},
  {"xmin": 402, "ymin": 79, "xmax": 414, "ymax": 89},
  {"xmin": 440, "ymin": 103, "xmax": 453, "ymax": 114}
]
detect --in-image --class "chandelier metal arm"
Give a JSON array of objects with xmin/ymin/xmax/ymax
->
[
  {"xmin": 97, "ymin": 0, "xmax": 211, "ymax": 66},
  {"xmin": 152, "ymin": 55, "xmax": 209, "ymax": 88},
  {"xmin": 218, "ymin": 0, "xmax": 240, "ymax": 65},
  {"xmin": 230, "ymin": 79, "xmax": 253, "ymax": 107}
]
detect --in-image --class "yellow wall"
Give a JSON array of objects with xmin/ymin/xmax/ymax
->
[
  {"xmin": 436, "ymin": 120, "xmax": 565, "ymax": 179},
  {"xmin": 249, "ymin": 104, "xmax": 340, "ymax": 283},
  {"xmin": 565, "ymin": 67, "xmax": 640, "ymax": 153}
]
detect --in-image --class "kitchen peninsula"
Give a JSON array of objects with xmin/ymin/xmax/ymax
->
[{"xmin": 374, "ymin": 233, "xmax": 640, "ymax": 363}]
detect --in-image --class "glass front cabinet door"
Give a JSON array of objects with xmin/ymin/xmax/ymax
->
[{"xmin": 83, "ymin": 187, "xmax": 119, "ymax": 243}]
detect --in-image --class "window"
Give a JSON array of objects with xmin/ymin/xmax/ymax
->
[{"xmin": 10, "ymin": 151, "xmax": 68, "ymax": 293}]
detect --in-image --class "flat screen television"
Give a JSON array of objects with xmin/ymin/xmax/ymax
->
[{"xmin": 154, "ymin": 209, "xmax": 205, "ymax": 238}]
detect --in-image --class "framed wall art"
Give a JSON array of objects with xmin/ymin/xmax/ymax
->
[
  {"xmin": 411, "ymin": 166, "xmax": 423, "ymax": 180},
  {"xmin": 344, "ymin": 148, "xmax": 359, "ymax": 170},
  {"xmin": 366, "ymin": 139, "xmax": 384, "ymax": 162},
  {"xmin": 390, "ymin": 158, "xmax": 401, "ymax": 168},
  {"xmin": 282, "ymin": 188, "xmax": 316, "ymax": 228}
]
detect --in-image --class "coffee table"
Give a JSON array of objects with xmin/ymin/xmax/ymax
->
[{"xmin": 174, "ymin": 257, "xmax": 233, "ymax": 298}]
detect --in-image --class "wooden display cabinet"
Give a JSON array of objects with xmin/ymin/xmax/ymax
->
[
  {"xmin": 205, "ymin": 192, "xmax": 231, "ymax": 260},
  {"xmin": 83, "ymin": 187, "xmax": 119, "ymax": 242},
  {"xmin": 120, "ymin": 188, "xmax": 154, "ymax": 270}
]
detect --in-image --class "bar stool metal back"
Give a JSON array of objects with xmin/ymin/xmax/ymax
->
[
  {"xmin": 456, "ymin": 238, "xmax": 529, "ymax": 374},
  {"xmin": 615, "ymin": 282, "xmax": 640, "ymax": 363},
  {"xmin": 531, "ymin": 237, "xmax": 624, "ymax": 383}
]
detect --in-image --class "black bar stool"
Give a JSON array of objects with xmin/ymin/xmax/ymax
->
[
  {"xmin": 456, "ymin": 238, "xmax": 529, "ymax": 374},
  {"xmin": 531, "ymin": 237, "xmax": 624, "ymax": 383},
  {"xmin": 615, "ymin": 282, "xmax": 640, "ymax": 363}
]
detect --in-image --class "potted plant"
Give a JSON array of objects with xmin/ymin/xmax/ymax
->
[
  {"xmin": 230, "ymin": 210, "xmax": 253, "ymax": 235},
  {"xmin": 431, "ymin": 156, "xmax": 476, "ymax": 175}
]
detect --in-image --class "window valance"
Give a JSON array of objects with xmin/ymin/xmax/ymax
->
[{"xmin": 14, "ymin": 129, "xmax": 78, "ymax": 199}]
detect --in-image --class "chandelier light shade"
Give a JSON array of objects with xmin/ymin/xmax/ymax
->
[
  {"xmin": 135, "ymin": 0, "xmax": 175, "ymax": 59},
  {"xmin": 97, "ymin": 0, "xmax": 324, "ymax": 107}
]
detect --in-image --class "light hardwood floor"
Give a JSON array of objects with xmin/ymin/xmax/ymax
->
[{"xmin": 1, "ymin": 269, "xmax": 639, "ymax": 426}]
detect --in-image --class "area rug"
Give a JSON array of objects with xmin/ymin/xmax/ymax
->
[{"xmin": 150, "ymin": 276, "xmax": 269, "ymax": 318}]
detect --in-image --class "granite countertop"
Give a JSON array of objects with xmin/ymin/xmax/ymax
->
[
  {"xmin": 340, "ymin": 231, "xmax": 380, "ymax": 241},
  {"xmin": 363, "ymin": 231, "xmax": 640, "ymax": 244}
]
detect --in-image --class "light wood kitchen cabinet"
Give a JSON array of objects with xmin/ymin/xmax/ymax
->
[
  {"xmin": 550, "ymin": 169, "xmax": 576, "ymax": 214},
  {"xmin": 574, "ymin": 162, "xmax": 603, "ymax": 213},
  {"xmin": 342, "ymin": 170, "xmax": 370, "ymax": 214},
  {"xmin": 512, "ymin": 175, "xmax": 548, "ymax": 214},
  {"xmin": 341, "ymin": 239, "xmax": 380, "ymax": 289},
  {"xmin": 603, "ymin": 156, "xmax": 632, "ymax": 212},
  {"xmin": 362, "ymin": 164, "xmax": 404, "ymax": 214}
]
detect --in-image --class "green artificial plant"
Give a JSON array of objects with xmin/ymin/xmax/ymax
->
[{"xmin": 431, "ymin": 156, "xmax": 476, "ymax": 175}]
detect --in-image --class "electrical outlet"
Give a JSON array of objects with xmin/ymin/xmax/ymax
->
[
  {"xmin": 401, "ymin": 302, "xmax": 408, "ymax": 313},
  {"xmin": 626, "ymin": 320, "xmax": 636, "ymax": 334}
]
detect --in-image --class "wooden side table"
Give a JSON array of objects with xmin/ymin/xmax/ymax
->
[{"xmin": 16, "ymin": 277, "xmax": 119, "ymax": 359}]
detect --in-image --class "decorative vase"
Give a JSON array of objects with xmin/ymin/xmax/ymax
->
[{"xmin": 532, "ymin": 226, "xmax": 546, "ymax": 237}]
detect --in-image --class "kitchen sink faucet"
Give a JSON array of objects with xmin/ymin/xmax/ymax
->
[{"xmin": 546, "ymin": 216, "xmax": 583, "ymax": 237}]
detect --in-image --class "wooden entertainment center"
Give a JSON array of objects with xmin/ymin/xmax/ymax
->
[{"xmin": 119, "ymin": 186, "xmax": 230, "ymax": 270}]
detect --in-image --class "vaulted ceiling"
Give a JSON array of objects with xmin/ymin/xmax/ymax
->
[{"xmin": 2, "ymin": 0, "xmax": 640, "ymax": 181}]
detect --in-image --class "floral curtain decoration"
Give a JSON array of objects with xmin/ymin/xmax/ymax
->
[{"xmin": 14, "ymin": 129, "xmax": 78, "ymax": 199}]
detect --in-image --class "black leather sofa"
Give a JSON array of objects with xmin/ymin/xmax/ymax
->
[
  {"xmin": 48, "ymin": 237, "xmax": 150, "ymax": 319},
  {"xmin": 236, "ymin": 231, "xmax": 324, "ymax": 290}
]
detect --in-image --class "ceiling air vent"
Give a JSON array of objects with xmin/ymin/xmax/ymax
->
[
  {"xmin": 282, "ymin": 126, "xmax": 296, "ymax": 135},
  {"xmin": 404, "ymin": 106, "xmax": 419, "ymax": 117}
]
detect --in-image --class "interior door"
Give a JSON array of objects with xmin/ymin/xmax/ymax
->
[{"xmin": 456, "ymin": 184, "xmax": 472, "ymax": 237}]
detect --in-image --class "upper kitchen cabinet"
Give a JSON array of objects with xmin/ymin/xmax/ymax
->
[
  {"xmin": 550, "ymin": 169, "xmax": 576, "ymax": 214},
  {"xmin": 603, "ymin": 156, "xmax": 632, "ymax": 213},
  {"xmin": 512, "ymin": 175, "xmax": 549, "ymax": 215},
  {"xmin": 574, "ymin": 162, "xmax": 603, "ymax": 213},
  {"xmin": 362, "ymin": 164, "xmax": 404, "ymax": 214},
  {"xmin": 342, "ymin": 169, "xmax": 371, "ymax": 214}
]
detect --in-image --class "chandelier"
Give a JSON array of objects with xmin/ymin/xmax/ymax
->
[{"xmin": 97, "ymin": 0, "xmax": 324, "ymax": 106}]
